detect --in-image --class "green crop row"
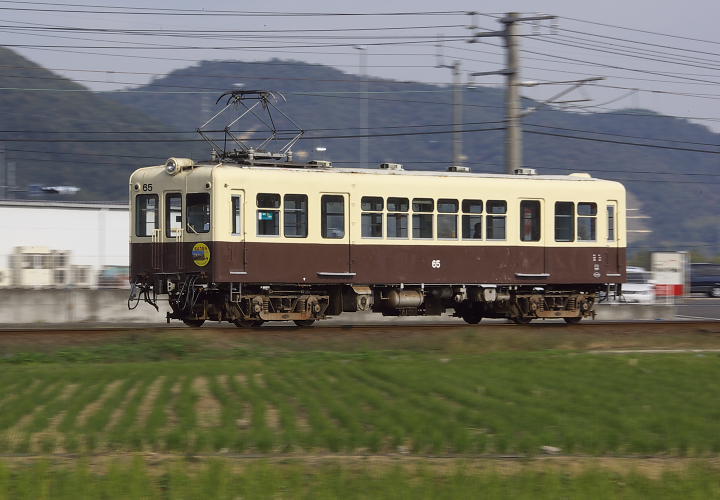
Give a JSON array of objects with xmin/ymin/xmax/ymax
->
[
  {"xmin": 0, "ymin": 353, "xmax": 719, "ymax": 456},
  {"xmin": 0, "ymin": 458, "xmax": 717, "ymax": 500}
]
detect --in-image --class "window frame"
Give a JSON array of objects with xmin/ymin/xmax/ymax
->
[
  {"xmin": 283, "ymin": 194, "xmax": 308, "ymax": 238},
  {"xmin": 554, "ymin": 201, "xmax": 575, "ymax": 242},
  {"xmin": 577, "ymin": 202, "xmax": 597, "ymax": 242},
  {"xmin": 461, "ymin": 199, "xmax": 483, "ymax": 240},
  {"xmin": 185, "ymin": 192, "xmax": 211, "ymax": 234},
  {"xmin": 485, "ymin": 200, "xmax": 507, "ymax": 241},
  {"xmin": 437, "ymin": 198, "xmax": 459, "ymax": 240},
  {"xmin": 256, "ymin": 193, "xmax": 281, "ymax": 237},
  {"xmin": 519, "ymin": 200, "xmax": 541, "ymax": 242},
  {"xmin": 361, "ymin": 196, "xmax": 384, "ymax": 239},
  {"xmin": 135, "ymin": 193, "xmax": 159, "ymax": 238},
  {"xmin": 411, "ymin": 197, "xmax": 434, "ymax": 240},
  {"xmin": 321, "ymin": 194, "xmax": 345, "ymax": 239},
  {"xmin": 386, "ymin": 196, "xmax": 409, "ymax": 239},
  {"xmin": 607, "ymin": 204, "xmax": 616, "ymax": 242},
  {"xmin": 165, "ymin": 192, "xmax": 183, "ymax": 238},
  {"xmin": 231, "ymin": 194, "xmax": 242, "ymax": 236}
]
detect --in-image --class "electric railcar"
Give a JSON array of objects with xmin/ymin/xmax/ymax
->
[{"xmin": 129, "ymin": 157, "xmax": 626, "ymax": 326}]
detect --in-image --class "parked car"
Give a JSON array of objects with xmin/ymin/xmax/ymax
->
[
  {"xmin": 616, "ymin": 266, "xmax": 655, "ymax": 303},
  {"xmin": 690, "ymin": 263, "xmax": 720, "ymax": 297}
]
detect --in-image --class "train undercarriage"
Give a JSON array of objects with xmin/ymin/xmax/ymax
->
[{"xmin": 129, "ymin": 274, "xmax": 605, "ymax": 326}]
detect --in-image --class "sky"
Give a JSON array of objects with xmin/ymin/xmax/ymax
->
[{"xmin": 1, "ymin": 0, "xmax": 720, "ymax": 132}]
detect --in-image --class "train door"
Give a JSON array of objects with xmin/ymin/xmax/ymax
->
[
  {"xmin": 317, "ymin": 193, "xmax": 353, "ymax": 278},
  {"xmin": 164, "ymin": 191, "xmax": 184, "ymax": 271},
  {"xmin": 517, "ymin": 199, "xmax": 547, "ymax": 279},
  {"xmin": 605, "ymin": 201, "xmax": 620, "ymax": 277},
  {"xmin": 230, "ymin": 190, "xmax": 245, "ymax": 273}
]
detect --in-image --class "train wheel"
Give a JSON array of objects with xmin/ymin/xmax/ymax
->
[
  {"xmin": 461, "ymin": 309, "xmax": 482, "ymax": 325},
  {"xmin": 182, "ymin": 319, "xmax": 205, "ymax": 327},
  {"xmin": 564, "ymin": 316, "xmax": 583, "ymax": 324},
  {"xmin": 234, "ymin": 319, "xmax": 264, "ymax": 328},
  {"xmin": 293, "ymin": 319, "xmax": 316, "ymax": 327},
  {"xmin": 512, "ymin": 317, "xmax": 533, "ymax": 325}
]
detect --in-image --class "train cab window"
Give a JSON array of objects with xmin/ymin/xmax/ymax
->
[
  {"xmin": 186, "ymin": 193, "xmax": 210, "ymax": 234},
  {"xmin": 165, "ymin": 193, "xmax": 182, "ymax": 238},
  {"xmin": 607, "ymin": 205, "xmax": 615, "ymax": 241},
  {"xmin": 437, "ymin": 198, "xmax": 458, "ymax": 239},
  {"xmin": 555, "ymin": 202, "xmax": 574, "ymax": 242},
  {"xmin": 486, "ymin": 200, "xmax": 507, "ymax": 240},
  {"xmin": 135, "ymin": 194, "xmax": 158, "ymax": 237},
  {"xmin": 284, "ymin": 194, "xmax": 308, "ymax": 238},
  {"xmin": 231, "ymin": 195, "xmax": 242, "ymax": 235},
  {"xmin": 461, "ymin": 199, "xmax": 483, "ymax": 239},
  {"xmin": 412, "ymin": 198, "xmax": 434, "ymax": 239},
  {"xmin": 577, "ymin": 202, "xmax": 597, "ymax": 241},
  {"xmin": 257, "ymin": 193, "xmax": 280, "ymax": 236},
  {"xmin": 520, "ymin": 200, "xmax": 541, "ymax": 242},
  {"xmin": 321, "ymin": 195, "xmax": 345, "ymax": 238},
  {"xmin": 361, "ymin": 196, "xmax": 383, "ymax": 238},
  {"xmin": 387, "ymin": 197, "xmax": 409, "ymax": 238}
]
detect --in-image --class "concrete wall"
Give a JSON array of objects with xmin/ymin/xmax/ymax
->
[
  {"xmin": 0, "ymin": 289, "xmax": 676, "ymax": 326},
  {"xmin": 0, "ymin": 288, "xmax": 170, "ymax": 325}
]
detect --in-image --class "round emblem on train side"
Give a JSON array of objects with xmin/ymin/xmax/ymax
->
[{"xmin": 192, "ymin": 243, "xmax": 210, "ymax": 267}]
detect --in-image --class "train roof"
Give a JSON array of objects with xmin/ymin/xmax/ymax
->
[{"xmin": 136, "ymin": 158, "xmax": 613, "ymax": 183}]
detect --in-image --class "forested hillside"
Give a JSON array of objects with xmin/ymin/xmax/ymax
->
[
  {"xmin": 0, "ymin": 48, "xmax": 177, "ymax": 201},
  {"xmin": 1, "ymin": 47, "xmax": 718, "ymax": 253}
]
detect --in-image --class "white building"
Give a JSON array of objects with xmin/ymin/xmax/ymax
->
[{"xmin": 0, "ymin": 201, "xmax": 128, "ymax": 285}]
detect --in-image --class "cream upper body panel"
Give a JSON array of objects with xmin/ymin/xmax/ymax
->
[{"xmin": 130, "ymin": 162, "xmax": 626, "ymax": 247}]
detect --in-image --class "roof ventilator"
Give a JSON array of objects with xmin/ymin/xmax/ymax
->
[
  {"xmin": 448, "ymin": 166, "xmax": 470, "ymax": 173},
  {"xmin": 380, "ymin": 163, "xmax": 403, "ymax": 171},
  {"xmin": 513, "ymin": 167, "xmax": 537, "ymax": 175}
]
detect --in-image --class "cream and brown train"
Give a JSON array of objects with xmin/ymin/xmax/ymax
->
[{"xmin": 129, "ymin": 157, "xmax": 626, "ymax": 326}]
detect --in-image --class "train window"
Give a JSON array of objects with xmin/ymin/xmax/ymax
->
[
  {"xmin": 607, "ymin": 205, "xmax": 615, "ymax": 241},
  {"xmin": 361, "ymin": 196, "xmax": 383, "ymax": 212},
  {"xmin": 387, "ymin": 197, "xmax": 409, "ymax": 212},
  {"xmin": 555, "ymin": 202, "xmax": 574, "ymax": 242},
  {"xmin": 437, "ymin": 199, "xmax": 458, "ymax": 239},
  {"xmin": 321, "ymin": 195, "xmax": 345, "ymax": 238},
  {"xmin": 284, "ymin": 194, "xmax": 308, "ymax": 238},
  {"xmin": 461, "ymin": 199, "xmax": 483, "ymax": 240},
  {"xmin": 486, "ymin": 200, "xmax": 507, "ymax": 240},
  {"xmin": 520, "ymin": 200, "xmax": 541, "ymax": 242},
  {"xmin": 412, "ymin": 198, "xmax": 433, "ymax": 239},
  {"xmin": 387, "ymin": 197, "xmax": 408, "ymax": 238},
  {"xmin": 577, "ymin": 202, "xmax": 597, "ymax": 241},
  {"xmin": 361, "ymin": 196, "xmax": 383, "ymax": 238},
  {"xmin": 165, "ymin": 193, "xmax": 182, "ymax": 238},
  {"xmin": 186, "ymin": 193, "xmax": 210, "ymax": 234},
  {"xmin": 257, "ymin": 193, "xmax": 280, "ymax": 236},
  {"xmin": 231, "ymin": 195, "xmax": 242, "ymax": 235},
  {"xmin": 135, "ymin": 194, "xmax": 158, "ymax": 237}
]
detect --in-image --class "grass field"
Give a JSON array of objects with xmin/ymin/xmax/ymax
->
[
  {"xmin": 0, "ymin": 324, "xmax": 719, "ymax": 497},
  {"xmin": 0, "ymin": 458, "xmax": 718, "ymax": 499}
]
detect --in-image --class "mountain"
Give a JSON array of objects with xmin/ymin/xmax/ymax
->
[
  {"xmin": 108, "ymin": 59, "xmax": 720, "ymax": 254},
  {"xmin": 1, "ymin": 46, "xmax": 717, "ymax": 255},
  {"xmin": 0, "ymin": 47, "xmax": 179, "ymax": 201}
]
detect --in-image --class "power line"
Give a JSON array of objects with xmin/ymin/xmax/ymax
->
[
  {"xmin": 563, "ymin": 15, "xmax": 720, "ymax": 48},
  {"xmin": 525, "ymin": 129, "xmax": 720, "ymax": 154},
  {"xmin": 0, "ymin": 4, "xmax": 467, "ymax": 17}
]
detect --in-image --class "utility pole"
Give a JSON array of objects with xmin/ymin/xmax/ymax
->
[
  {"xmin": 436, "ymin": 59, "xmax": 463, "ymax": 167},
  {"xmin": 0, "ymin": 143, "xmax": 6, "ymax": 199},
  {"xmin": 471, "ymin": 12, "xmax": 556, "ymax": 174},
  {"xmin": 354, "ymin": 46, "xmax": 369, "ymax": 168}
]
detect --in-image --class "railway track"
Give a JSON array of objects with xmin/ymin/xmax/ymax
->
[{"xmin": 0, "ymin": 319, "xmax": 719, "ymax": 335}]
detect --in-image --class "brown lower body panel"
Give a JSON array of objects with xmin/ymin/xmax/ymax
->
[{"xmin": 130, "ymin": 241, "xmax": 626, "ymax": 285}]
